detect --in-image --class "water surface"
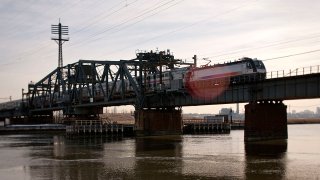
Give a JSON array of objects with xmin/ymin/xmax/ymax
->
[{"xmin": 0, "ymin": 124, "xmax": 319, "ymax": 179}]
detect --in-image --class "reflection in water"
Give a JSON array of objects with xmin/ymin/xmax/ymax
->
[
  {"xmin": 134, "ymin": 136, "xmax": 183, "ymax": 179},
  {"xmin": 245, "ymin": 140, "xmax": 287, "ymax": 179},
  {"xmin": 181, "ymin": 134, "xmax": 246, "ymax": 179},
  {"xmin": 29, "ymin": 135, "xmax": 118, "ymax": 180},
  {"xmin": 0, "ymin": 125, "xmax": 320, "ymax": 179}
]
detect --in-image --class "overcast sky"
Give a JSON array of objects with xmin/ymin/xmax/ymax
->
[{"xmin": 1, "ymin": 0, "xmax": 320, "ymax": 113}]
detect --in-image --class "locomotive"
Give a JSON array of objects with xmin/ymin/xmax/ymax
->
[
  {"xmin": 184, "ymin": 57, "xmax": 266, "ymax": 98},
  {"xmin": 141, "ymin": 57, "xmax": 266, "ymax": 99}
]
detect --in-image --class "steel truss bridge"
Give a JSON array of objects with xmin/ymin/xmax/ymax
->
[
  {"xmin": 1, "ymin": 50, "xmax": 194, "ymax": 118},
  {"xmin": 1, "ymin": 51, "xmax": 320, "ymax": 120}
]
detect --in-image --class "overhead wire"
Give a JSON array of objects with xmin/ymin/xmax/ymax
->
[
  {"xmin": 5, "ymin": 0, "xmax": 83, "ymax": 39},
  {"xmin": 201, "ymin": 33, "xmax": 320, "ymax": 60},
  {"xmin": 69, "ymin": 0, "xmax": 180, "ymax": 48},
  {"xmin": 3, "ymin": 1, "xmax": 37, "ymax": 30},
  {"xmin": 2, "ymin": 0, "xmax": 320, "ymax": 69},
  {"xmin": 1, "ymin": 0, "xmax": 170, "ymax": 66},
  {"xmin": 93, "ymin": 0, "xmax": 185, "ymax": 41},
  {"xmin": 5, "ymin": 3, "xmax": 58, "ymax": 38},
  {"xmin": 2, "ymin": 0, "xmax": 245, "ymax": 66},
  {"xmin": 262, "ymin": 48, "xmax": 320, "ymax": 61},
  {"xmin": 103, "ymin": 0, "xmax": 256, "ymax": 56},
  {"xmin": 0, "ymin": 44, "xmax": 55, "ymax": 67},
  {"xmin": 0, "ymin": 1, "xmax": 82, "ymax": 60},
  {"xmin": 0, "ymin": 0, "xmax": 111, "ymax": 66},
  {"xmin": 195, "ymin": 47, "xmax": 320, "ymax": 67},
  {"xmin": 72, "ymin": 0, "xmax": 137, "ymax": 35}
]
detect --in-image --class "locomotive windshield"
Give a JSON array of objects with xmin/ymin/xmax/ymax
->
[{"xmin": 254, "ymin": 60, "xmax": 265, "ymax": 69}]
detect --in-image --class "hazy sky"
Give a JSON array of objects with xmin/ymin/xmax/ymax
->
[{"xmin": 1, "ymin": 0, "xmax": 320, "ymax": 113}]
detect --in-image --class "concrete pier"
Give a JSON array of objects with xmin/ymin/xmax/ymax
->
[
  {"xmin": 135, "ymin": 108, "xmax": 182, "ymax": 136},
  {"xmin": 245, "ymin": 100, "xmax": 288, "ymax": 142}
]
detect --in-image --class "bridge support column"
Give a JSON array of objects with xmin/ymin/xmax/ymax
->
[
  {"xmin": 134, "ymin": 107, "xmax": 182, "ymax": 136},
  {"xmin": 245, "ymin": 100, "xmax": 287, "ymax": 142}
]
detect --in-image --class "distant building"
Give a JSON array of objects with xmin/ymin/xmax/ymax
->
[
  {"xmin": 219, "ymin": 108, "xmax": 232, "ymax": 115},
  {"xmin": 317, "ymin": 107, "xmax": 320, "ymax": 115},
  {"xmin": 219, "ymin": 107, "xmax": 244, "ymax": 120},
  {"xmin": 204, "ymin": 115, "xmax": 228, "ymax": 123}
]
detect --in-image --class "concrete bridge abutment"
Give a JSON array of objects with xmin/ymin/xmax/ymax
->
[
  {"xmin": 245, "ymin": 100, "xmax": 288, "ymax": 142},
  {"xmin": 134, "ymin": 107, "xmax": 182, "ymax": 136}
]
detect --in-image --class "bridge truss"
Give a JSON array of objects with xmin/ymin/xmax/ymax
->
[{"xmin": 25, "ymin": 50, "xmax": 193, "ymax": 116}]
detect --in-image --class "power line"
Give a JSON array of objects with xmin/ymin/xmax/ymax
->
[
  {"xmin": 0, "ymin": 1, "xmax": 80, "ymax": 60},
  {"xmin": 0, "ymin": 42, "xmax": 54, "ymax": 67},
  {"xmin": 262, "ymin": 49, "xmax": 320, "ymax": 61},
  {"xmin": 4, "ymin": 0, "xmax": 320, "ymax": 69},
  {"xmin": 72, "ymin": 0, "xmax": 136, "ymax": 35},
  {"xmin": 3, "ymin": 1, "xmax": 36, "ymax": 29},
  {"xmin": 93, "ymin": 0, "xmax": 185, "ymax": 41},
  {"xmin": 201, "ymin": 33, "xmax": 320, "ymax": 60},
  {"xmin": 195, "ymin": 48, "xmax": 320, "ymax": 66},
  {"xmin": 0, "ymin": 0, "xmax": 105, "ymax": 66},
  {"xmin": 69, "ymin": 0, "xmax": 179, "ymax": 48},
  {"xmin": 1, "ymin": 0, "xmax": 165, "ymax": 67},
  {"xmin": 5, "ymin": 0, "xmax": 83, "ymax": 40},
  {"xmin": 0, "ymin": 0, "xmax": 250, "ymax": 67},
  {"xmin": 102, "ymin": 0, "xmax": 255, "ymax": 56}
]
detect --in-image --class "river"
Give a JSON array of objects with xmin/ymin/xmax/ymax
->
[{"xmin": 0, "ymin": 124, "xmax": 319, "ymax": 179}]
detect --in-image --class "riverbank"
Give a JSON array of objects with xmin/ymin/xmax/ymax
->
[
  {"xmin": 0, "ymin": 124, "xmax": 66, "ymax": 134},
  {"xmin": 287, "ymin": 118, "xmax": 320, "ymax": 124},
  {"xmin": 102, "ymin": 113, "xmax": 320, "ymax": 125},
  {"xmin": 1, "ymin": 115, "xmax": 319, "ymax": 134}
]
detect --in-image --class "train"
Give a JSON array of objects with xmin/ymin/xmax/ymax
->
[{"xmin": 0, "ymin": 57, "xmax": 266, "ymax": 110}]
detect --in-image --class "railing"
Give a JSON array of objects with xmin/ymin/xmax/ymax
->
[
  {"xmin": 75, "ymin": 120, "xmax": 103, "ymax": 126},
  {"xmin": 266, "ymin": 65, "xmax": 320, "ymax": 79},
  {"xmin": 183, "ymin": 119, "xmax": 205, "ymax": 124}
]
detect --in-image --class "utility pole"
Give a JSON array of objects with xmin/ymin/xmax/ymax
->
[
  {"xmin": 51, "ymin": 19, "xmax": 69, "ymax": 97},
  {"xmin": 51, "ymin": 19, "xmax": 69, "ymax": 68}
]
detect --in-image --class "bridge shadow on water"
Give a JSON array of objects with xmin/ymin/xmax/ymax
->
[{"xmin": 245, "ymin": 140, "xmax": 288, "ymax": 179}]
